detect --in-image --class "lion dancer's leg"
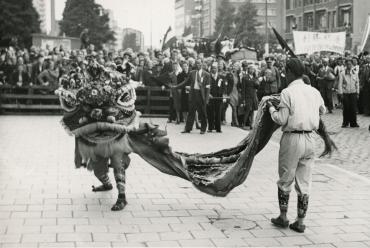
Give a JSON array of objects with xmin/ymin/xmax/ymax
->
[
  {"xmin": 110, "ymin": 153, "xmax": 130, "ymax": 211},
  {"xmin": 92, "ymin": 156, "xmax": 113, "ymax": 192}
]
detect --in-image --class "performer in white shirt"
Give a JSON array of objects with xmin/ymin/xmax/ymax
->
[{"xmin": 267, "ymin": 58, "xmax": 326, "ymax": 233}]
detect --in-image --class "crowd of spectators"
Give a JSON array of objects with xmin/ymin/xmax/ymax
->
[{"xmin": 0, "ymin": 43, "xmax": 369, "ymax": 131}]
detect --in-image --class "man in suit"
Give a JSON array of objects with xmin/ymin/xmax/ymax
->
[
  {"xmin": 176, "ymin": 59, "xmax": 210, "ymax": 134},
  {"xmin": 31, "ymin": 54, "xmax": 44, "ymax": 85},
  {"xmin": 316, "ymin": 58, "xmax": 335, "ymax": 113},
  {"xmin": 359, "ymin": 55, "xmax": 370, "ymax": 116},
  {"xmin": 207, "ymin": 63, "xmax": 224, "ymax": 133}
]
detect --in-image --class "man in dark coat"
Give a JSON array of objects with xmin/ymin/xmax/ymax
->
[
  {"xmin": 31, "ymin": 54, "xmax": 44, "ymax": 85},
  {"xmin": 359, "ymin": 55, "xmax": 370, "ymax": 116},
  {"xmin": 176, "ymin": 59, "xmax": 211, "ymax": 134},
  {"xmin": 260, "ymin": 56, "xmax": 281, "ymax": 97},
  {"xmin": 316, "ymin": 58, "xmax": 335, "ymax": 113},
  {"xmin": 207, "ymin": 63, "xmax": 224, "ymax": 133}
]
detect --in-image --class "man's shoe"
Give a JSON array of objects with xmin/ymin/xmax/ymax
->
[
  {"xmin": 200, "ymin": 131, "xmax": 205, "ymax": 134},
  {"xmin": 92, "ymin": 184, "xmax": 113, "ymax": 192},
  {"xmin": 350, "ymin": 124, "xmax": 359, "ymax": 128},
  {"xmin": 207, "ymin": 130, "xmax": 213, "ymax": 133},
  {"xmin": 289, "ymin": 221, "xmax": 306, "ymax": 233},
  {"xmin": 181, "ymin": 130, "xmax": 190, "ymax": 134},
  {"xmin": 216, "ymin": 130, "xmax": 222, "ymax": 133},
  {"xmin": 271, "ymin": 216, "xmax": 289, "ymax": 228},
  {"xmin": 341, "ymin": 124, "xmax": 348, "ymax": 128}
]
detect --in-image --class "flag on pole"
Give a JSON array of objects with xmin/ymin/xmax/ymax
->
[
  {"xmin": 163, "ymin": 36, "xmax": 177, "ymax": 51},
  {"xmin": 360, "ymin": 15, "xmax": 370, "ymax": 52},
  {"xmin": 271, "ymin": 27, "xmax": 297, "ymax": 58},
  {"xmin": 161, "ymin": 26, "xmax": 172, "ymax": 50}
]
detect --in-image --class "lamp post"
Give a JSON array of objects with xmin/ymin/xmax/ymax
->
[{"xmin": 264, "ymin": 0, "xmax": 269, "ymax": 55}]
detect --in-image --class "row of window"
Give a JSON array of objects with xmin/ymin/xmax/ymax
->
[
  {"xmin": 286, "ymin": 0, "xmax": 332, "ymax": 10},
  {"xmin": 286, "ymin": 7, "xmax": 352, "ymax": 32}
]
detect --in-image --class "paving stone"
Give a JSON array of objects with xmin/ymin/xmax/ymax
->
[
  {"xmin": 169, "ymin": 223, "xmax": 203, "ymax": 232},
  {"xmin": 92, "ymin": 233, "xmax": 126, "ymax": 242},
  {"xmin": 332, "ymin": 241, "xmax": 370, "ymax": 248},
  {"xmin": 138, "ymin": 223, "xmax": 171, "ymax": 233},
  {"xmin": 22, "ymin": 234, "xmax": 56, "ymax": 243},
  {"xmin": 7, "ymin": 226, "xmax": 40, "ymax": 234},
  {"xmin": 75, "ymin": 242, "xmax": 111, "ymax": 247},
  {"xmin": 0, "ymin": 234, "xmax": 21, "ymax": 243},
  {"xmin": 338, "ymin": 232, "xmax": 370, "ymax": 242},
  {"xmin": 190, "ymin": 230, "xmax": 227, "ymax": 239},
  {"xmin": 146, "ymin": 240, "xmax": 180, "ymax": 247},
  {"xmin": 75, "ymin": 225, "xmax": 108, "ymax": 233},
  {"xmin": 159, "ymin": 231, "xmax": 193, "ymax": 241},
  {"xmin": 57, "ymin": 233, "xmax": 92, "ymax": 242},
  {"xmin": 178, "ymin": 239, "xmax": 215, "ymax": 247},
  {"xmin": 125, "ymin": 232, "xmax": 160, "ymax": 243},
  {"xmin": 2, "ymin": 243, "xmax": 38, "ymax": 248},
  {"xmin": 245, "ymin": 237, "xmax": 282, "ymax": 247},
  {"xmin": 276, "ymin": 236, "xmax": 313, "ymax": 246}
]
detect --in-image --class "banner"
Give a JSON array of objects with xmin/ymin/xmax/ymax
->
[
  {"xmin": 293, "ymin": 31, "xmax": 346, "ymax": 54},
  {"xmin": 360, "ymin": 15, "xmax": 370, "ymax": 52}
]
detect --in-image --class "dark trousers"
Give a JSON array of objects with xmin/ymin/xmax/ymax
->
[
  {"xmin": 207, "ymin": 99, "xmax": 221, "ymax": 131},
  {"xmin": 168, "ymin": 97, "xmax": 176, "ymax": 121},
  {"xmin": 320, "ymin": 87, "xmax": 333, "ymax": 111},
  {"xmin": 185, "ymin": 90, "xmax": 207, "ymax": 132},
  {"xmin": 342, "ymin": 93, "xmax": 358, "ymax": 127}
]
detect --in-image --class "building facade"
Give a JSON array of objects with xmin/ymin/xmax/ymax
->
[
  {"xmin": 122, "ymin": 28, "xmax": 144, "ymax": 51},
  {"xmin": 174, "ymin": 0, "xmax": 284, "ymax": 39},
  {"xmin": 105, "ymin": 9, "xmax": 123, "ymax": 50},
  {"xmin": 285, "ymin": 0, "xmax": 370, "ymax": 52},
  {"xmin": 33, "ymin": 0, "xmax": 47, "ymax": 34},
  {"xmin": 175, "ymin": 0, "xmax": 197, "ymax": 37}
]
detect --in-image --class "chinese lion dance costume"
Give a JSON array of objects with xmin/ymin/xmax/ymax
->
[{"xmin": 56, "ymin": 60, "xmax": 336, "ymax": 211}]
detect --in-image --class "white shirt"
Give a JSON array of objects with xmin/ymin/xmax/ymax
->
[
  {"xmin": 269, "ymin": 79, "xmax": 326, "ymax": 132},
  {"xmin": 194, "ymin": 69, "xmax": 203, "ymax": 90}
]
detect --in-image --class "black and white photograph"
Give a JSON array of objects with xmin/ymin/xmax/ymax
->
[{"xmin": 0, "ymin": 0, "xmax": 370, "ymax": 247}]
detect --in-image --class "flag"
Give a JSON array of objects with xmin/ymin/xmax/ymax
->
[
  {"xmin": 360, "ymin": 15, "xmax": 370, "ymax": 52},
  {"xmin": 161, "ymin": 26, "xmax": 172, "ymax": 50},
  {"xmin": 162, "ymin": 36, "xmax": 177, "ymax": 51},
  {"xmin": 271, "ymin": 27, "xmax": 297, "ymax": 58}
]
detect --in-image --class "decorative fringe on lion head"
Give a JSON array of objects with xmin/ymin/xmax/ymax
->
[{"xmin": 55, "ymin": 58, "xmax": 142, "ymax": 140}]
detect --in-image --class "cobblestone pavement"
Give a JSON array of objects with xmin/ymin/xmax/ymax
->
[
  {"xmin": 270, "ymin": 110, "xmax": 370, "ymax": 178},
  {"xmin": 0, "ymin": 116, "xmax": 370, "ymax": 247}
]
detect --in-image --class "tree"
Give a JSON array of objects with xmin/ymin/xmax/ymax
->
[
  {"xmin": 0, "ymin": 0, "xmax": 40, "ymax": 48},
  {"xmin": 233, "ymin": 1, "xmax": 262, "ymax": 48},
  {"xmin": 59, "ymin": 0, "xmax": 115, "ymax": 49},
  {"xmin": 213, "ymin": 0, "xmax": 235, "ymax": 39},
  {"xmin": 122, "ymin": 33, "xmax": 139, "ymax": 51}
]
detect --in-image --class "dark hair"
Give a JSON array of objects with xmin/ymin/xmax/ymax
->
[{"xmin": 286, "ymin": 58, "xmax": 305, "ymax": 77}]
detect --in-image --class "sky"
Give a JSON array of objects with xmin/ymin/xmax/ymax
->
[{"xmin": 54, "ymin": 0, "xmax": 175, "ymax": 48}]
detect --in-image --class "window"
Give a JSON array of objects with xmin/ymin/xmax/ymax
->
[
  {"xmin": 338, "ymin": 6, "xmax": 352, "ymax": 27},
  {"xmin": 303, "ymin": 12, "xmax": 314, "ymax": 31},
  {"xmin": 286, "ymin": 0, "xmax": 291, "ymax": 10},
  {"xmin": 315, "ymin": 10, "xmax": 327, "ymax": 29}
]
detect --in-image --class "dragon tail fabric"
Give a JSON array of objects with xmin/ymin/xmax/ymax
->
[{"xmin": 127, "ymin": 95, "xmax": 336, "ymax": 197}]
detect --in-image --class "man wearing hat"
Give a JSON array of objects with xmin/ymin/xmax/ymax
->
[
  {"xmin": 267, "ymin": 58, "xmax": 326, "ymax": 233},
  {"xmin": 260, "ymin": 56, "xmax": 281, "ymax": 96}
]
